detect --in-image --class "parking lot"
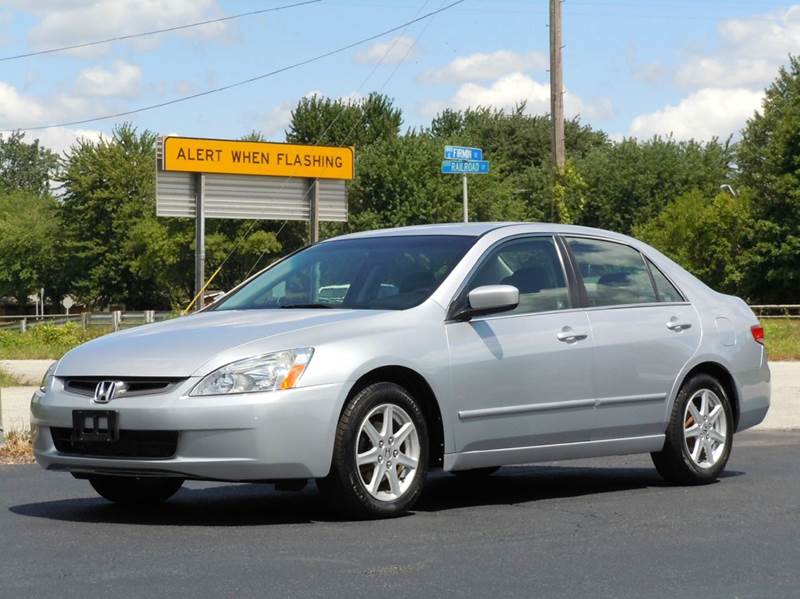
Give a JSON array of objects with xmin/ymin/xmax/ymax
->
[{"xmin": 1, "ymin": 430, "xmax": 797, "ymax": 599}]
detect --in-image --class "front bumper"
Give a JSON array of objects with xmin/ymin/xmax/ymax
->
[{"xmin": 32, "ymin": 378, "xmax": 346, "ymax": 480}]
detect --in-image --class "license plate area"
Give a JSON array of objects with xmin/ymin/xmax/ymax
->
[{"xmin": 72, "ymin": 410, "xmax": 119, "ymax": 442}]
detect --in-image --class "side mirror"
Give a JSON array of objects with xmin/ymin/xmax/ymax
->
[{"xmin": 452, "ymin": 285, "xmax": 519, "ymax": 321}]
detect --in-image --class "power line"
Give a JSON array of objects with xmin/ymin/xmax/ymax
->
[
  {"xmin": 241, "ymin": 0, "xmax": 439, "ymax": 281},
  {"xmin": 13, "ymin": 0, "xmax": 465, "ymax": 132},
  {"xmin": 0, "ymin": 0, "xmax": 322, "ymax": 62}
]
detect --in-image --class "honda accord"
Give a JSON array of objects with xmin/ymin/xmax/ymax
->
[{"xmin": 32, "ymin": 223, "xmax": 770, "ymax": 518}]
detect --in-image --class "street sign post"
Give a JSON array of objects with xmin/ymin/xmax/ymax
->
[
  {"xmin": 156, "ymin": 136, "xmax": 354, "ymax": 310},
  {"xmin": 441, "ymin": 146, "xmax": 490, "ymax": 223}
]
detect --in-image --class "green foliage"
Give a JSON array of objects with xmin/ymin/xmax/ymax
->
[
  {"xmin": 0, "ymin": 131, "xmax": 58, "ymax": 196},
  {"xmin": 736, "ymin": 56, "xmax": 800, "ymax": 302},
  {"xmin": 287, "ymin": 92, "xmax": 402, "ymax": 147},
  {"xmin": 0, "ymin": 322, "xmax": 105, "ymax": 360},
  {"xmin": 58, "ymin": 124, "xmax": 168, "ymax": 308},
  {"xmin": 0, "ymin": 191, "xmax": 63, "ymax": 304},
  {"xmin": 634, "ymin": 190, "xmax": 752, "ymax": 295},
  {"xmin": 577, "ymin": 136, "xmax": 734, "ymax": 234}
]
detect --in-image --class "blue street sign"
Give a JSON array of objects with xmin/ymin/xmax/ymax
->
[
  {"xmin": 441, "ymin": 159, "xmax": 490, "ymax": 174},
  {"xmin": 444, "ymin": 145, "xmax": 483, "ymax": 161}
]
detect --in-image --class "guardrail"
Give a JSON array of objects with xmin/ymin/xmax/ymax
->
[
  {"xmin": 749, "ymin": 305, "xmax": 800, "ymax": 319},
  {"xmin": 0, "ymin": 311, "xmax": 174, "ymax": 332},
  {"xmin": 1, "ymin": 304, "xmax": 797, "ymax": 333}
]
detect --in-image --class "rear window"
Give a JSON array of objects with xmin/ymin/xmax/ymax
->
[{"xmin": 566, "ymin": 237, "xmax": 657, "ymax": 307}]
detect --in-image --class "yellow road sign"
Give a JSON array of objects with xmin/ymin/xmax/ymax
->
[{"xmin": 162, "ymin": 136, "xmax": 354, "ymax": 180}]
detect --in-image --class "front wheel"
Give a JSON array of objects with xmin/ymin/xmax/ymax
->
[
  {"xmin": 89, "ymin": 476, "xmax": 184, "ymax": 505},
  {"xmin": 651, "ymin": 373, "xmax": 734, "ymax": 485},
  {"xmin": 317, "ymin": 382, "xmax": 429, "ymax": 519}
]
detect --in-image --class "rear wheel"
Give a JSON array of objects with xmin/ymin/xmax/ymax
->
[
  {"xmin": 651, "ymin": 373, "xmax": 733, "ymax": 485},
  {"xmin": 317, "ymin": 382, "xmax": 429, "ymax": 519},
  {"xmin": 89, "ymin": 476, "xmax": 184, "ymax": 505}
]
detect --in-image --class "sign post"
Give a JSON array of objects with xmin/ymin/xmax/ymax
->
[
  {"xmin": 441, "ymin": 146, "xmax": 490, "ymax": 223},
  {"xmin": 156, "ymin": 136, "xmax": 354, "ymax": 311},
  {"xmin": 194, "ymin": 173, "xmax": 206, "ymax": 309}
]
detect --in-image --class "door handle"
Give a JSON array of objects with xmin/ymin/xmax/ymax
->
[
  {"xmin": 666, "ymin": 319, "xmax": 692, "ymax": 332},
  {"xmin": 557, "ymin": 328, "xmax": 588, "ymax": 343}
]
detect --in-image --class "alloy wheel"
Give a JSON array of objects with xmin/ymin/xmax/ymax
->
[
  {"xmin": 355, "ymin": 403, "xmax": 420, "ymax": 501},
  {"xmin": 683, "ymin": 388, "xmax": 728, "ymax": 468}
]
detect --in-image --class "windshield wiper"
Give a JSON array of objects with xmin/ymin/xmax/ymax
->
[{"xmin": 279, "ymin": 303, "xmax": 334, "ymax": 309}]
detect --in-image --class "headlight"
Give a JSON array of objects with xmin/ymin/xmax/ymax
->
[
  {"xmin": 40, "ymin": 361, "xmax": 58, "ymax": 393},
  {"xmin": 189, "ymin": 348, "xmax": 314, "ymax": 396}
]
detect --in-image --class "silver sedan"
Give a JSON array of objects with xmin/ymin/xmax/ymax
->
[{"xmin": 32, "ymin": 223, "xmax": 770, "ymax": 518}]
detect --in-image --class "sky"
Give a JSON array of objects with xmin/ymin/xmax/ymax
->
[{"xmin": 1, "ymin": 0, "xmax": 798, "ymax": 154}]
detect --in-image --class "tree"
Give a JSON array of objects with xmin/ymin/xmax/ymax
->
[
  {"xmin": 286, "ymin": 92, "xmax": 402, "ymax": 147},
  {"xmin": 577, "ymin": 136, "xmax": 734, "ymax": 234},
  {"xmin": 0, "ymin": 131, "xmax": 59, "ymax": 196},
  {"xmin": 736, "ymin": 56, "xmax": 800, "ymax": 302},
  {"xmin": 634, "ymin": 190, "xmax": 752, "ymax": 294},
  {"xmin": 0, "ymin": 191, "xmax": 62, "ymax": 304},
  {"xmin": 58, "ymin": 124, "xmax": 173, "ymax": 308}
]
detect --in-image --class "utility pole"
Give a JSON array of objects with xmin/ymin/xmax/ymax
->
[{"xmin": 549, "ymin": 0, "xmax": 565, "ymax": 172}]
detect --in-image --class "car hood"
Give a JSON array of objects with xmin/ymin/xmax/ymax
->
[{"xmin": 56, "ymin": 309, "xmax": 386, "ymax": 377}]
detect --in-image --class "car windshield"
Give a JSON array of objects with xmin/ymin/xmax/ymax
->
[{"xmin": 213, "ymin": 235, "xmax": 477, "ymax": 311}]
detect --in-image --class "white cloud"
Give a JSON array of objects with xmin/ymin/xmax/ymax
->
[
  {"xmin": 10, "ymin": 0, "xmax": 228, "ymax": 54},
  {"xmin": 421, "ymin": 72, "xmax": 613, "ymax": 121},
  {"xmin": 674, "ymin": 5, "xmax": 800, "ymax": 91},
  {"xmin": 629, "ymin": 88, "xmax": 763, "ymax": 141},
  {"xmin": 32, "ymin": 127, "xmax": 104, "ymax": 156},
  {"xmin": 76, "ymin": 61, "xmax": 142, "ymax": 97},
  {"xmin": 0, "ymin": 80, "xmax": 94, "ymax": 133},
  {"xmin": 676, "ymin": 56, "xmax": 777, "ymax": 89},
  {"xmin": 419, "ymin": 50, "xmax": 547, "ymax": 84},
  {"xmin": 356, "ymin": 36, "xmax": 416, "ymax": 65},
  {"xmin": 719, "ymin": 5, "xmax": 800, "ymax": 60}
]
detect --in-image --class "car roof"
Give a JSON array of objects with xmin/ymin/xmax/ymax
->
[{"xmin": 325, "ymin": 222, "xmax": 635, "ymax": 243}]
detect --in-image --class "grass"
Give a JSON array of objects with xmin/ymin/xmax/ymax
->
[
  {"xmin": 0, "ymin": 430, "xmax": 34, "ymax": 464},
  {"xmin": 0, "ymin": 322, "xmax": 108, "ymax": 360},
  {"xmin": 763, "ymin": 318, "xmax": 800, "ymax": 361}
]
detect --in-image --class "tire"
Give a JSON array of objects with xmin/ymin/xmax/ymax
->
[
  {"xmin": 317, "ymin": 382, "xmax": 429, "ymax": 519},
  {"xmin": 452, "ymin": 467, "xmax": 499, "ymax": 479},
  {"xmin": 651, "ymin": 373, "xmax": 734, "ymax": 485},
  {"xmin": 89, "ymin": 476, "xmax": 184, "ymax": 505}
]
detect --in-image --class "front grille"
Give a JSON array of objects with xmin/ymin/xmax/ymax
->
[
  {"xmin": 50, "ymin": 428, "xmax": 178, "ymax": 459},
  {"xmin": 63, "ymin": 377, "xmax": 185, "ymax": 398}
]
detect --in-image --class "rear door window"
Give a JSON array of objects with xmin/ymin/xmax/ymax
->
[{"xmin": 566, "ymin": 237, "xmax": 658, "ymax": 307}]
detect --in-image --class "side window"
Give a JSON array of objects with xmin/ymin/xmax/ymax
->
[
  {"xmin": 566, "ymin": 237, "xmax": 657, "ymax": 307},
  {"xmin": 646, "ymin": 258, "xmax": 684, "ymax": 303},
  {"xmin": 467, "ymin": 237, "xmax": 570, "ymax": 315}
]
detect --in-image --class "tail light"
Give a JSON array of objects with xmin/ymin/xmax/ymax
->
[{"xmin": 751, "ymin": 324, "xmax": 765, "ymax": 345}]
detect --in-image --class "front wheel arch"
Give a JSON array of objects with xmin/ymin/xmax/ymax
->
[{"xmin": 342, "ymin": 366, "xmax": 445, "ymax": 468}]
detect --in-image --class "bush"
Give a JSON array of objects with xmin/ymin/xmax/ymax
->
[{"xmin": 0, "ymin": 322, "xmax": 107, "ymax": 359}]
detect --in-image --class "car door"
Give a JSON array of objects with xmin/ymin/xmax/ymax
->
[
  {"xmin": 563, "ymin": 236, "xmax": 701, "ymax": 441},
  {"xmin": 445, "ymin": 235, "xmax": 596, "ymax": 455}
]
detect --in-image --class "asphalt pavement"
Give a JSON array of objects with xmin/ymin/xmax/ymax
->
[{"xmin": 1, "ymin": 431, "xmax": 798, "ymax": 598}]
